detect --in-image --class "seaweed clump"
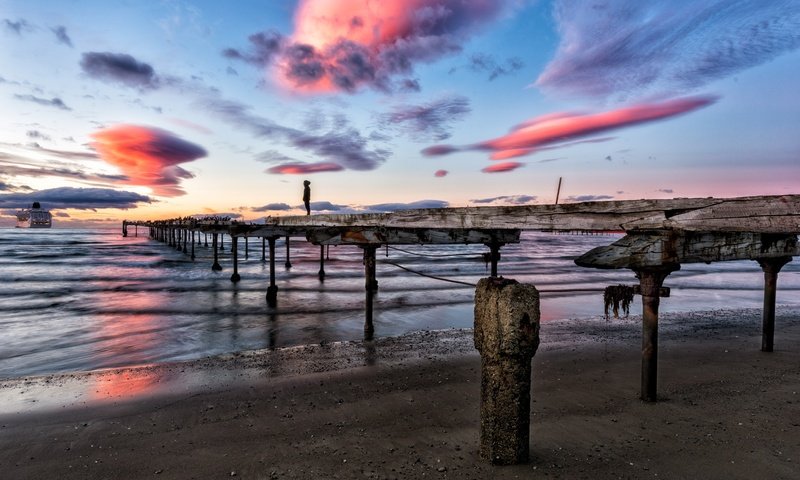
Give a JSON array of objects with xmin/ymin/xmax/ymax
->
[{"xmin": 603, "ymin": 285, "xmax": 634, "ymax": 319}]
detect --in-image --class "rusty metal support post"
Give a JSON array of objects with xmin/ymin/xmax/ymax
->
[
  {"xmin": 633, "ymin": 265, "xmax": 678, "ymax": 402},
  {"xmin": 284, "ymin": 236, "xmax": 292, "ymax": 269},
  {"xmin": 230, "ymin": 236, "xmax": 241, "ymax": 283},
  {"xmin": 363, "ymin": 245, "xmax": 377, "ymax": 340},
  {"xmin": 266, "ymin": 237, "xmax": 278, "ymax": 307},
  {"xmin": 486, "ymin": 242, "xmax": 503, "ymax": 277},
  {"xmin": 190, "ymin": 231, "xmax": 195, "ymax": 260},
  {"xmin": 757, "ymin": 256, "xmax": 792, "ymax": 352},
  {"xmin": 211, "ymin": 233, "xmax": 222, "ymax": 271},
  {"xmin": 318, "ymin": 245, "xmax": 326, "ymax": 282},
  {"xmin": 474, "ymin": 277, "xmax": 540, "ymax": 465}
]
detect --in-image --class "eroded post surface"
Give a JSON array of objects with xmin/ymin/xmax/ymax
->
[
  {"xmin": 474, "ymin": 277, "xmax": 540, "ymax": 465},
  {"xmin": 757, "ymin": 256, "xmax": 792, "ymax": 352}
]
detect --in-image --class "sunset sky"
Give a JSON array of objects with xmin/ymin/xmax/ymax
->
[{"xmin": 1, "ymin": 0, "xmax": 798, "ymax": 225}]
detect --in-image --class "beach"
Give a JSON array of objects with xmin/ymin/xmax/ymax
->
[{"xmin": 2, "ymin": 307, "xmax": 798, "ymax": 479}]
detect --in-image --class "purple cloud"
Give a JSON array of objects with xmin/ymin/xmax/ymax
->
[
  {"xmin": 13, "ymin": 94, "xmax": 71, "ymax": 111},
  {"xmin": 51, "ymin": 25, "xmax": 72, "ymax": 47},
  {"xmin": 378, "ymin": 95, "xmax": 471, "ymax": 141},
  {"xmin": 566, "ymin": 194, "xmax": 615, "ymax": 202},
  {"xmin": 362, "ymin": 200, "xmax": 449, "ymax": 212},
  {"xmin": 80, "ymin": 52, "xmax": 159, "ymax": 89},
  {"xmin": 0, "ymin": 187, "xmax": 151, "ymax": 210},
  {"xmin": 204, "ymin": 97, "xmax": 389, "ymax": 171},
  {"xmin": 537, "ymin": 0, "xmax": 800, "ymax": 99},
  {"xmin": 471, "ymin": 195, "xmax": 537, "ymax": 205},
  {"xmin": 253, "ymin": 203, "xmax": 292, "ymax": 212}
]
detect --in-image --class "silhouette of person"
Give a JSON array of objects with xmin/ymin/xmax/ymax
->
[{"xmin": 303, "ymin": 180, "xmax": 311, "ymax": 215}]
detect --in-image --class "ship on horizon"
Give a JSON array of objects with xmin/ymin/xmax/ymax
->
[{"xmin": 16, "ymin": 202, "xmax": 52, "ymax": 228}]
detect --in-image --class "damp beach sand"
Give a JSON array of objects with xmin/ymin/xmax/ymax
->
[{"xmin": 1, "ymin": 307, "xmax": 799, "ymax": 479}]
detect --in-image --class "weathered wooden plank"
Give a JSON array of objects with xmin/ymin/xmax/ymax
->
[
  {"xmin": 264, "ymin": 195, "xmax": 800, "ymax": 234},
  {"xmin": 305, "ymin": 227, "xmax": 521, "ymax": 245},
  {"xmin": 575, "ymin": 232, "xmax": 799, "ymax": 269}
]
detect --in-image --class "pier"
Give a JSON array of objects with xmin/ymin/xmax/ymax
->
[{"xmin": 123, "ymin": 194, "xmax": 799, "ymax": 462}]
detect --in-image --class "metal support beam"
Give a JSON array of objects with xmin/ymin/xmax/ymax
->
[
  {"xmin": 363, "ymin": 245, "xmax": 378, "ymax": 340},
  {"xmin": 267, "ymin": 237, "xmax": 278, "ymax": 307},
  {"xmin": 633, "ymin": 265, "xmax": 678, "ymax": 402},
  {"xmin": 285, "ymin": 236, "xmax": 292, "ymax": 269},
  {"xmin": 318, "ymin": 245, "xmax": 326, "ymax": 282},
  {"xmin": 230, "ymin": 236, "xmax": 241, "ymax": 283},
  {"xmin": 211, "ymin": 233, "xmax": 222, "ymax": 271},
  {"xmin": 486, "ymin": 242, "xmax": 503, "ymax": 277},
  {"xmin": 756, "ymin": 256, "xmax": 792, "ymax": 352}
]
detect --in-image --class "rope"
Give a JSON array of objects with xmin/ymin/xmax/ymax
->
[
  {"xmin": 381, "ymin": 260, "xmax": 608, "ymax": 294},
  {"xmin": 381, "ymin": 260, "xmax": 477, "ymax": 286},
  {"xmin": 387, "ymin": 245, "xmax": 480, "ymax": 258}
]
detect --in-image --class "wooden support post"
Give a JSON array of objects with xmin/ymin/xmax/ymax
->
[
  {"xmin": 756, "ymin": 256, "xmax": 792, "ymax": 352},
  {"xmin": 245, "ymin": 236, "xmax": 249, "ymax": 259},
  {"xmin": 230, "ymin": 236, "xmax": 241, "ymax": 283},
  {"xmin": 363, "ymin": 245, "xmax": 378, "ymax": 340},
  {"xmin": 285, "ymin": 236, "xmax": 292, "ymax": 269},
  {"xmin": 220, "ymin": 234, "xmax": 225, "ymax": 251},
  {"xmin": 211, "ymin": 233, "xmax": 222, "ymax": 271},
  {"xmin": 318, "ymin": 245, "xmax": 326, "ymax": 282},
  {"xmin": 182, "ymin": 229, "xmax": 187, "ymax": 253},
  {"xmin": 633, "ymin": 265, "xmax": 678, "ymax": 402},
  {"xmin": 266, "ymin": 237, "xmax": 278, "ymax": 307},
  {"xmin": 190, "ymin": 231, "xmax": 195, "ymax": 260},
  {"xmin": 474, "ymin": 277, "xmax": 540, "ymax": 465},
  {"xmin": 204, "ymin": 234, "xmax": 208, "ymax": 248},
  {"xmin": 122, "ymin": 221, "xmax": 128, "ymax": 237}
]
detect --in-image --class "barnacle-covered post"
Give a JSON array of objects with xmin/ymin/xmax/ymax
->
[{"xmin": 474, "ymin": 277, "xmax": 540, "ymax": 464}]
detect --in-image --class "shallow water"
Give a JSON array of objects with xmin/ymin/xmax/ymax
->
[{"xmin": 0, "ymin": 227, "xmax": 798, "ymax": 378}]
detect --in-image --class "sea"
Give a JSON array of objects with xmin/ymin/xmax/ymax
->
[{"xmin": 1, "ymin": 227, "xmax": 798, "ymax": 379}]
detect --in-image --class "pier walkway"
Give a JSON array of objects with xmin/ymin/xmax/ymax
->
[{"xmin": 123, "ymin": 194, "xmax": 800, "ymax": 403}]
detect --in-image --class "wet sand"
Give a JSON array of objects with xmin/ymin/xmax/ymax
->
[{"xmin": 1, "ymin": 307, "xmax": 799, "ymax": 479}]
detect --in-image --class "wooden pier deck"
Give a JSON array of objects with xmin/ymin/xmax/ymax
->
[{"xmin": 123, "ymin": 194, "xmax": 799, "ymax": 403}]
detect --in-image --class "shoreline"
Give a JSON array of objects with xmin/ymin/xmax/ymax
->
[{"xmin": 1, "ymin": 307, "xmax": 799, "ymax": 478}]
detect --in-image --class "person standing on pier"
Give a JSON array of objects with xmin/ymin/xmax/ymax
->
[{"xmin": 303, "ymin": 180, "xmax": 311, "ymax": 215}]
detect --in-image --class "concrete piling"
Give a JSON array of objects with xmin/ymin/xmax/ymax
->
[{"xmin": 474, "ymin": 277, "xmax": 540, "ymax": 465}]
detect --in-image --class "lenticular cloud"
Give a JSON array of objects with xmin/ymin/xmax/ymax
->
[
  {"xmin": 91, "ymin": 125, "xmax": 207, "ymax": 197},
  {"xmin": 537, "ymin": 0, "xmax": 800, "ymax": 100},
  {"xmin": 423, "ymin": 96, "xmax": 717, "ymax": 161},
  {"xmin": 274, "ymin": 0, "xmax": 507, "ymax": 93}
]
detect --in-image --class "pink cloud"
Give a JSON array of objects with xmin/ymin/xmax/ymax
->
[
  {"xmin": 434, "ymin": 169, "xmax": 448, "ymax": 177},
  {"xmin": 482, "ymin": 162, "xmax": 523, "ymax": 173},
  {"xmin": 423, "ymin": 96, "xmax": 717, "ymax": 160},
  {"xmin": 90, "ymin": 125, "xmax": 206, "ymax": 197},
  {"xmin": 267, "ymin": 162, "xmax": 344, "ymax": 174},
  {"xmin": 274, "ymin": 0, "xmax": 506, "ymax": 93}
]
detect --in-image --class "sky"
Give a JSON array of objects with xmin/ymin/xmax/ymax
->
[{"xmin": 1, "ymin": 0, "xmax": 798, "ymax": 226}]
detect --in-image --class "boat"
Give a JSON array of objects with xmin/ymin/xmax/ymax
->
[{"xmin": 16, "ymin": 202, "xmax": 52, "ymax": 228}]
